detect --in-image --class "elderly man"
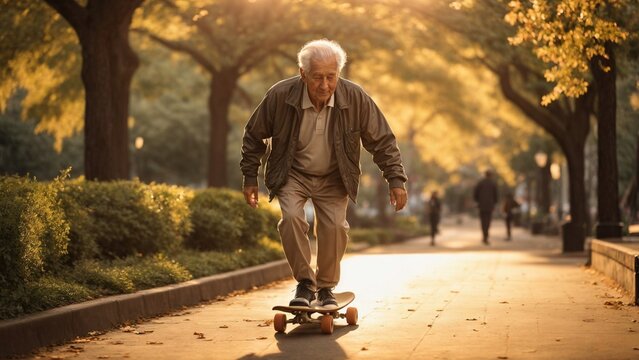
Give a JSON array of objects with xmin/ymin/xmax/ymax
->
[{"xmin": 240, "ymin": 39, "xmax": 407, "ymax": 307}]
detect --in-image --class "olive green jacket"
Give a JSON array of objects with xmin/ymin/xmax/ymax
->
[{"xmin": 240, "ymin": 76, "xmax": 407, "ymax": 202}]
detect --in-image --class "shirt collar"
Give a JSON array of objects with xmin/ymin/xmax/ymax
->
[{"xmin": 302, "ymin": 85, "xmax": 335, "ymax": 110}]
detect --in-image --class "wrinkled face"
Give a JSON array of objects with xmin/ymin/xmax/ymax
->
[{"xmin": 300, "ymin": 57, "xmax": 339, "ymax": 109}]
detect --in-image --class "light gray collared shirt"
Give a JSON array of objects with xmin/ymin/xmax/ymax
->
[{"xmin": 292, "ymin": 86, "xmax": 338, "ymax": 176}]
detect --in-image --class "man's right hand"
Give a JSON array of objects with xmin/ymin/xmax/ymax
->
[{"xmin": 243, "ymin": 185, "xmax": 259, "ymax": 208}]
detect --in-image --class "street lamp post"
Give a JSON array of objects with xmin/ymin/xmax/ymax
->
[{"xmin": 551, "ymin": 162, "xmax": 562, "ymax": 221}]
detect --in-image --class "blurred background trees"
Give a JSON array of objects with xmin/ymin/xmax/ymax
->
[{"xmin": 2, "ymin": 0, "xmax": 638, "ymax": 251}]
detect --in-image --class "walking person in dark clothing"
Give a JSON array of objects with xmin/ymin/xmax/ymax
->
[
  {"xmin": 502, "ymin": 192, "xmax": 520, "ymax": 241},
  {"xmin": 473, "ymin": 170, "xmax": 498, "ymax": 245},
  {"xmin": 427, "ymin": 191, "xmax": 442, "ymax": 246}
]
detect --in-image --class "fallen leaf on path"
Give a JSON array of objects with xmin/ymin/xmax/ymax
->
[
  {"xmin": 171, "ymin": 311, "xmax": 192, "ymax": 317},
  {"xmin": 555, "ymin": 339, "xmax": 561, "ymax": 342},
  {"xmin": 408, "ymin": 309, "xmax": 416, "ymax": 312},
  {"xmin": 497, "ymin": 356, "xmax": 508, "ymax": 359},
  {"xmin": 473, "ymin": 329, "xmax": 479, "ymax": 332},
  {"xmin": 194, "ymin": 332, "xmax": 205, "ymax": 339},
  {"xmin": 633, "ymin": 347, "xmax": 639, "ymax": 350},
  {"xmin": 121, "ymin": 326, "xmax": 136, "ymax": 333},
  {"xmin": 481, "ymin": 322, "xmax": 487, "ymax": 325},
  {"xmin": 582, "ymin": 319, "xmax": 595, "ymax": 323},
  {"xmin": 361, "ymin": 347, "xmax": 369, "ymax": 351},
  {"xmin": 628, "ymin": 329, "xmax": 636, "ymax": 333},
  {"xmin": 72, "ymin": 338, "xmax": 92, "ymax": 344},
  {"xmin": 256, "ymin": 337, "xmax": 268, "ymax": 340},
  {"xmin": 146, "ymin": 341, "xmax": 163, "ymax": 345},
  {"xmin": 258, "ymin": 320, "xmax": 272, "ymax": 327},
  {"xmin": 88, "ymin": 331, "xmax": 105, "ymax": 336},
  {"xmin": 436, "ymin": 309, "xmax": 444, "ymax": 312},
  {"xmin": 98, "ymin": 356, "xmax": 109, "ymax": 359},
  {"xmin": 499, "ymin": 301, "xmax": 509, "ymax": 304},
  {"xmin": 219, "ymin": 325, "xmax": 229, "ymax": 329},
  {"xmin": 466, "ymin": 318, "xmax": 478, "ymax": 321},
  {"xmin": 110, "ymin": 341, "xmax": 124, "ymax": 345},
  {"xmin": 604, "ymin": 301, "xmax": 624, "ymax": 306},
  {"xmin": 427, "ymin": 325, "xmax": 432, "ymax": 328},
  {"xmin": 134, "ymin": 330, "xmax": 154, "ymax": 335}
]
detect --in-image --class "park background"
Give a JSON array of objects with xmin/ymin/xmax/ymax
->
[{"xmin": 1, "ymin": 0, "xmax": 639, "ymax": 325}]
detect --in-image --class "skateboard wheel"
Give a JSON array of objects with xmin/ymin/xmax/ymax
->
[
  {"xmin": 274, "ymin": 313, "xmax": 287, "ymax": 333},
  {"xmin": 346, "ymin": 307, "xmax": 358, "ymax": 325},
  {"xmin": 320, "ymin": 314, "xmax": 334, "ymax": 334}
]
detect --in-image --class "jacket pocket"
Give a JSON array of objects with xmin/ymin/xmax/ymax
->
[{"xmin": 345, "ymin": 130, "xmax": 361, "ymax": 155}]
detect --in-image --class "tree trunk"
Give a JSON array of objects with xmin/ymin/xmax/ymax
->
[
  {"xmin": 591, "ymin": 43, "xmax": 622, "ymax": 238},
  {"xmin": 44, "ymin": 0, "xmax": 142, "ymax": 181},
  {"xmin": 563, "ymin": 144, "xmax": 588, "ymax": 251},
  {"xmin": 539, "ymin": 161, "xmax": 551, "ymax": 216},
  {"xmin": 207, "ymin": 68, "xmax": 239, "ymax": 187},
  {"xmin": 495, "ymin": 64, "xmax": 590, "ymax": 251}
]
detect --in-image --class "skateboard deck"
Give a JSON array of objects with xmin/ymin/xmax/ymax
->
[{"xmin": 272, "ymin": 292, "xmax": 357, "ymax": 334}]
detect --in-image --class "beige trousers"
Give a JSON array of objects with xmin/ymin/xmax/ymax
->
[{"xmin": 276, "ymin": 169, "xmax": 350, "ymax": 289}]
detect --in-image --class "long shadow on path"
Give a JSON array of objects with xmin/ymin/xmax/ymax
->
[{"xmin": 238, "ymin": 324, "xmax": 357, "ymax": 360}]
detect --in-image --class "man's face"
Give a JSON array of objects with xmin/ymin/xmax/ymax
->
[{"xmin": 300, "ymin": 57, "xmax": 339, "ymax": 109}]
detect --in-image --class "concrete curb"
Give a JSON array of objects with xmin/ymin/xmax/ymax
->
[
  {"xmin": 0, "ymin": 259, "xmax": 291, "ymax": 358},
  {"xmin": 591, "ymin": 239, "xmax": 639, "ymax": 305}
]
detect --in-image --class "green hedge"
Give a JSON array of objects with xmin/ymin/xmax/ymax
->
[
  {"xmin": 349, "ymin": 216, "xmax": 430, "ymax": 246},
  {"xmin": 59, "ymin": 180, "xmax": 193, "ymax": 260},
  {"xmin": 187, "ymin": 188, "xmax": 280, "ymax": 251},
  {"xmin": 0, "ymin": 175, "xmax": 69, "ymax": 287}
]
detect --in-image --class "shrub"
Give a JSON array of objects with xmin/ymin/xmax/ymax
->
[
  {"xmin": 70, "ymin": 260, "xmax": 135, "ymax": 295},
  {"xmin": 174, "ymin": 238, "xmax": 284, "ymax": 278},
  {"xmin": 349, "ymin": 228, "xmax": 383, "ymax": 245},
  {"xmin": 120, "ymin": 254, "xmax": 192, "ymax": 289},
  {"xmin": 187, "ymin": 188, "xmax": 278, "ymax": 251},
  {"xmin": 0, "ymin": 277, "xmax": 93, "ymax": 319},
  {"xmin": 60, "ymin": 180, "xmax": 193, "ymax": 259},
  {"xmin": 0, "ymin": 174, "xmax": 69, "ymax": 287}
]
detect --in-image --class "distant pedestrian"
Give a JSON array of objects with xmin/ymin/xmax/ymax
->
[
  {"xmin": 427, "ymin": 191, "xmax": 442, "ymax": 246},
  {"xmin": 473, "ymin": 170, "xmax": 498, "ymax": 245},
  {"xmin": 502, "ymin": 192, "xmax": 520, "ymax": 241}
]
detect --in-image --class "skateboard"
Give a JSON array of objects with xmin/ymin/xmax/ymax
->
[{"xmin": 272, "ymin": 291, "xmax": 357, "ymax": 334}]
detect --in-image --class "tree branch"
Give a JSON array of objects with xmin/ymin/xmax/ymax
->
[
  {"xmin": 42, "ymin": 0, "xmax": 87, "ymax": 35},
  {"xmin": 159, "ymin": 0, "xmax": 219, "ymax": 48},
  {"xmin": 132, "ymin": 28, "xmax": 216, "ymax": 73},
  {"xmin": 495, "ymin": 64, "xmax": 566, "ymax": 143}
]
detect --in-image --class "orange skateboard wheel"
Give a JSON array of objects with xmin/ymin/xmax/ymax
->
[
  {"xmin": 273, "ymin": 313, "xmax": 287, "ymax": 333},
  {"xmin": 320, "ymin": 314, "xmax": 334, "ymax": 334},
  {"xmin": 346, "ymin": 307, "xmax": 358, "ymax": 325}
]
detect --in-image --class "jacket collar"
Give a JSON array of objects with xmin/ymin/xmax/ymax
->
[{"xmin": 285, "ymin": 76, "xmax": 349, "ymax": 110}]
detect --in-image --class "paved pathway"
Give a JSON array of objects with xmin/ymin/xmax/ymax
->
[{"xmin": 31, "ymin": 218, "xmax": 639, "ymax": 359}]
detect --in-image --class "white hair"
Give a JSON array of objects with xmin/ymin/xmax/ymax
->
[{"xmin": 297, "ymin": 39, "xmax": 347, "ymax": 73}]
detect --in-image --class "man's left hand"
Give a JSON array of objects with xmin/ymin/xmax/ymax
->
[{"xmin": 389, "ymin": 187, "xmax": 408, "ymax": 212}]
